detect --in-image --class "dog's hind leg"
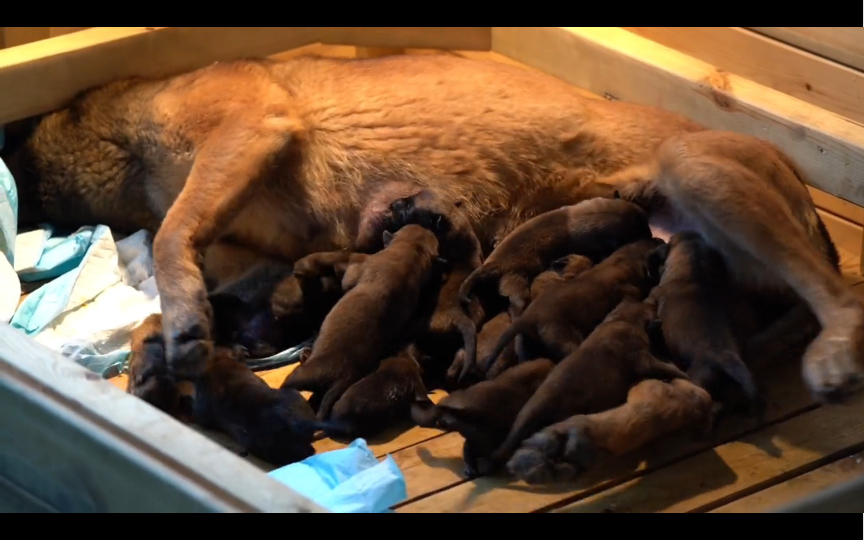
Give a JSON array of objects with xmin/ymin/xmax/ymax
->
[
  {"xmin": 655, "ymin": 134, "xmax": 864, "ymax": 402},
  {"xmin": 154, "ymin": 111, "xmax": 304, "ymax": 381}
]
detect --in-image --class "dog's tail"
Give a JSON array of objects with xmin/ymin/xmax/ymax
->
[
  {"xmin": 482, "ymin": 317, "xmax": 529, "ymax": 373},
  {"xmin": 458, "ymin": 264, "xmax": 500, "ymax": 313},
  {"xmin": 455, "ymin": 314, "xmax": 479, "ymax": 385}
]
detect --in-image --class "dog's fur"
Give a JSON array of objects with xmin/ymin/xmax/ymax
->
[
  {"xmin": 329, "ymin": 345, "xmax": 433, "ymax": 439},
  {"xmin": 280, "ymin": 225, "xmax": 441, "ymax": 420},
  {"xmin": 507, "ymin": 378, "xmax": 713, "ymax": 484},
  {"xmin": 193, "ymin": 346, "xmax": 329, "ymax": 466},
  {"xmin": 483, "ymin": 238, "xmax": 666, "ymax": 369},
  {"xmin": 647, "ymin": 231, "xmax": 762, "ymax": 411},
  {"xmin": 458, "ymin": 197, "xmax": 652, "ymax": 318},
  {"xmin": 3, "ymin": 53, "xmax": 858, "ymax": 429},
  {"xmin": 489, "ymin": 298, "xmax": 689, "ymax": 471},
  {"xmin": 529, "ymin": 254, "xmax": 594, "ymax": 300},
  {"xmin": 411, "ymin": 358, "xmax": 555, "ymax": 478}
]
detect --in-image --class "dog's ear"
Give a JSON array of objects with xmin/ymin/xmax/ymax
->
[
  {"xmin": 382, "ymin": 230, "xmax": 395, "ymax": 247},
  {"xmin": 550, "ymin": 256, "xmax": 571, "ymax": 273}
]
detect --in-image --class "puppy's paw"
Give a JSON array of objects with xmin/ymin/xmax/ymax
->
[
  {"xmin": 803, "ymin": 313, "xmax": 864, "ymax": 403},
  {"xmin": 507, "ymin": 417, "xmax": 597, "ymax": 484}
]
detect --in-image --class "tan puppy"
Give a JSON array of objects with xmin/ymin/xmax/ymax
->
[
  {"xmin": 488, "ymin": 298, "xmax": 689, "ymax": 472},
  {"xmin": 281, "ymin": 225, "xmax": 441, "ymax": 420},
  {"xmin": 529, "ymin": 254, "xmax": 594, "ymax": 301},
  {"xmin": 482, "ymin": 238, "xmax": 665, "ymax": 369}
]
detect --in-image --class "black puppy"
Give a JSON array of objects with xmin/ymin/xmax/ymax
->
[
  {"xmin": 483, "ymin": 238, "xmax": 666, "ymax": 369},
  {"xmin": 412, "ymin": 358, "xmax": 555, "ymax": 478},
  {"xmin": 329, "ymin": 345, "xmax": 434, "ymax": 439}
]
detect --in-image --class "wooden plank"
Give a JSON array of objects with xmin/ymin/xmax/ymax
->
[
  {"xmin": 0, "ymin": 27, "xmax": 319, "ymax": 124},
  {"xmin": 0, "ymin": 324, "xmax": 325, "ymax": 513},
  {"xmin": 772, "ymin": 471, "xmax": 864, "ymax": 512},
  {"xmin": 554, "ymin": 391, "xmax": 864, "ymax": 513},
  {"xmin": 709, "ymin": 451, "xmax": 864, "ymax": 513},
  {"xmin": 2, "ymin": 28, "xmax": 52, "ymax": 48},
  {"xmin": 748, "ymin": 27, "xmax": 864, "ymax": 73},
  {"xmin": 318, "ymin": 27, "xmax": 490, "ymax": 51},
  {"xmin": 808, "ymin": 186, "xmax": 864, "ymax": 226},
  {"xmin": 624, "ymin": 27, "xmax": 864, "ymax": 125},
  {"xmin": 48, "ymin": 27, "xmax": 89, "ymax": 38},
  {"xmin": 355, "ymin": 46, "xmax": 406, "ymax": 59},
  {"xmin": 395, "ymin": 358, "xmax": 816, "ymax": 512},
  {"xmin": 491, "ymin": 27, "xmax": 864, "ymax": 207}
]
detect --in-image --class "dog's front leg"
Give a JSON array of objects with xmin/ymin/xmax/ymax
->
[{"xmin": 154, "ymin": 115, "xmax": 303, "ymax": 380}]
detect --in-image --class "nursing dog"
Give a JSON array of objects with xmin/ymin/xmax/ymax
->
[
  {"xmin": 482, "ymin": 238, "xmax": 665, "ymax": 369},
  {"xmin": 280, "ymin": 225, "xmax": 441, "ymax": 420},
  {"xmin": 411, "ymin": 358, "xmax": 555, "ymax": 478},
  {"xmin": 488, "ymin": 298, "xmax": 689, "ymax": 471},
  {"xmin": 4, "ymin": 54, "xmax": 855, "ymax": 441}
]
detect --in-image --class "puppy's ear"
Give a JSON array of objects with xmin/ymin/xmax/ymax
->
[
  {"xmin": 382, "ymin": 230, "xmax": 395, "ymax": 247},
  {"xmin": 550, "ymin": 256, "xmax": 571, "ymax": 273},
  {"xmin": 613, "ymin": 190, "xmax": 621, "ymax": 200}
]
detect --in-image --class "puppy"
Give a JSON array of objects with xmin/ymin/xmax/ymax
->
[
  {"xmin": 647, "ymin": 230, "xmax": 762, "ymax": 412},
  {"xmin": 458, "ymin": 197, "xmax": 652, "ymax": 317},
  {"xmin": 482, "ymin": 238, "xmax": 666, "ymax": 369},
  {"xmin": 208, "ymin": 252, "xmax": 367, "ymax": 358},
  {"xmin": 329, "ymin": 346, "xmax": 434, "ymax": 439},
  {"xmin": 126, "ymin": 313, "xmax": 188, "ymax": 417},
  {"xmin": 489, "ymin": 298, "xmax": 689, "ymax": 471},
  {"xmin": 281, "ymin": 225, "xmax": 441, "ymax": 420},
  {"xmin": 529, "ymin": 254, "xmax": 594, "ymax": 301},
  {"xmin": 193, "ymin": 346, "xmax": 332, "ymax": 466},
  {"xmin": 448, "ymin": 312, "xmax": 516, "ymax": 386},
  {"xmin": 411, "ymin": 358, "xmax": 555, "ymax": 478}
]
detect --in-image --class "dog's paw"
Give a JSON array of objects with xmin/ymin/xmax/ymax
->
[
  {"xmin": 803, "ymin": 314, "xmax": 864, "ymax": 403},
  {"xmin": 166, "ymin": 319, "xmax": 213, "ymax": 380},
  {"xmin": 507, "ymin": 417, "xmax": 597, "ymax": 485}
]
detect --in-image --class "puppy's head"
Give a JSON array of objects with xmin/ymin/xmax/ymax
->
[
  {"xmin": 663, "ymin": 231, "xmax": 728, "ymax": 284},
  {"xmin": 384, "ymin": 224, "xmax": 441, "ymax": 257},
  {"xmin": 549, "ymin": 254, "xmax": 594, "ymax": 278}
]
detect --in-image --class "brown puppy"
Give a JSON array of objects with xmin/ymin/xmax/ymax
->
[
  {"xmin": 126, "ymin": 313, "xmax": 186, "ymax": 416},
  {"xmin": 5, "ymin": 54, "xmax": 854, "ymax": 411},
  {"xmin": 506, "ymin": 378, "xmax": 713, "ymax": 484},
  {"xmin": 329, "ymin": 346, "xmax": 433, "ymax": 439},
  {"xmin": 193, "ymin": 346, "xmax": 332, "ymax": 466},
  {"xmin": 281, "ymin": 225, "xmax": 441, "ymax": 420},
  {"xmin": 483, "ymin": 238, "xmax": 666, "ymax": 369},
  {"xmin": 458, "ymin": 197, "xmax": 652, "ymax": 318},
  {"xmin": 647, "ymin": 231, "xmax": 762, "ymax": 411},
  {"xmin": 529, "ymin": 254, "xmax": 594, "ymax": 301},
  {"xmin": 411, "ymin": 358, "xmax": 555, "ymax": 478},
  {"xmin": 488, "ymin": 298, "xmax": 689, "ymax": 472},
  {"xmin": 448, "ymin": 312, "xmax": 516, "ymax": 386}
]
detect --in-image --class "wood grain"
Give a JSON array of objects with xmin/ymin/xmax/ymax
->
[
  {"xmin": 748, "ymin": 28, "xmax": 864, "ymax": 73},
  {"xmin": 491, "ymin": 27, "xmax": 864, "ymax": 208},
  {"xmin": 710, "ymin": 451, "xmax": 864, "ymax": 513}
]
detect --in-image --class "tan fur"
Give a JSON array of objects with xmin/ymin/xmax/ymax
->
[{"xmin": 4, "ymin": 53, "xmax": 859, "ymax": 408}]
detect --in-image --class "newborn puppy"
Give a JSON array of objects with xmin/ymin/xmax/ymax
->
[
  {"xmin": 281, "ymin": 225, "xmax": 441, "ymax": 420},
  {"xmin": 193, "ymin": 346, "xmax": 331, "ymax": 466},
  {"xmin": 489, "ymin": 298, "xmax": 689, "ymax": 471},
  {"xmin": 647, "ymin": 230, "xmax": 761, "ymax": 411},
  {"xmin": 483, "ymin": 238, "xmax": 666, "ymax": 369},
  {"xmin": 529, "ymin": 254, "xmax": 594, "ymax": 301},
  {"xmin": 448, "ymin": 312, "xmax": 516, "ymax": 386},
  {"xmin": 458, "ymin": 197, "xmax": 652, "ymax": 317},
  {"xmin": 209, "ymin": 252, "xmax": 367, "ymax": 358},
  {"xmin": 411, "ymin": 358, "xmax": 555, "ymax": 478},
  {"xmin": 126, "ymin": 313, "xmax": 188, "ymax": 417},
  {"xmin": 386, "ymin": 189, "xmax": 487, "ymax": 384},
  {"xmin": 329, "ymin": 346, "xmax": 433, "ymax": 439}
]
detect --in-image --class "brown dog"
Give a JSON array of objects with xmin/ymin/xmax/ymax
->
[
  {"xmin": 488, "ymin": 298, "xmax": 689, "ymax": 472},
  {"xmin": 529, "ymin": 254, "xmax": 594, "ymax": 301},
  {"xmin": 4, "ymin": 54, "xmax": 855, "ymax": 418},
  {"xmin": 411, "ymin": 358, "xmax": 555, "ymax": 478},
  {"xmin": 506, "ymin": 378, "xmax": 713, "ymax": 484},
  {"xmin": 281, "ymin": 225, "xmax": 441, "ymax": 420},
  {"xmin": 329, "ymin": 346, "xmax": 433, "ymax": 439},
  {"xmin": 458, "ymin": 197, "xmax": 653, "ymax": 318},
  {"xmin": 647, "ymin": 231, "xmax": 762, "ymax": 412},
  {"xmin": 482, "ymin": 238, "xmax": 666, "ymax": 369}
]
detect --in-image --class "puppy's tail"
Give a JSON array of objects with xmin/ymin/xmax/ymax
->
[
  {"xmin": 455, "ymin": 315, "xmax": 479, "ymax": 385},
  {"xmin": 458, "ymin": 264, "xmax": 500, "ymax": 313},
  {"xmin": 482, "ymin": 318, "xmax": 529, "ymax": 373}
]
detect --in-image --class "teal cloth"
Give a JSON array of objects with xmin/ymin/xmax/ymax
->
[
  {"xmin": 268, "ymin": 439, "xmax": 408, "ymax": 513},
  {"xmin": 0, "ymin": 155, "xmax": 17, "ymax": 266}
]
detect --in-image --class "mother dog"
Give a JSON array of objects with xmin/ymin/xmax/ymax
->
[{"xmin": 2, "ymin": 53, "xmax": 860, "ymax": 410}]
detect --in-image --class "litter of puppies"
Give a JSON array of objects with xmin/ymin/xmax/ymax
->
[{"xmin": 127, "ymin": 188, "xmax": 777, "ymax": 480}]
